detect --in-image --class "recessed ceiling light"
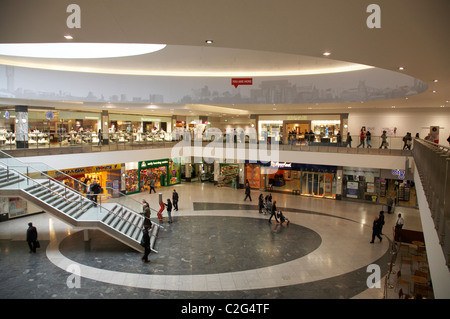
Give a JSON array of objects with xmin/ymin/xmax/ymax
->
[
  {"xmin": 392, "ymin": 105, "xmax": 396, "ymax": 108},
  {"xmin": 64, "ymin": 35, "xmax": 73, "ymax": 40},
  {"xmin": 433, "ymin": 79, "xmax": 438, "ymax": 83},
  {"xmin": 205, "ymin": 40, "xmax": 214, "ymax": 44},
  {"xmin": 323, "ymin": 51, "xmax": 331, "ymax": 56},
  {"xmin": 398, "ymin": 66, "xmax": 405, "ymax": 70},
  {"xmin": 432, "ymin": 90, "xmax": 437, "ymax": 93},
  {"xmin": 0, "ymin": 43, "xmax": 166, "ymax": 59}
]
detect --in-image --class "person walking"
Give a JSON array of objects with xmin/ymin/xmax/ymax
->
[
  {"xmin": 148, "ymin": 178, "xmax": 156, "ymax": 194},
  {"xmin": 172, "ymin": 189, "xmax": 179, "ymax": 211},
  {"xmin": 395, "ymin": 213, "xmax": 404, "ymax": 229},
  {"xmin": 258, "ymin": 194, "xmax": 264, "ymax": 214},
  {"xmin": 98, "ymin": 129, "xmax": 103, "ymax": 146},
  {"xmin": 244, "ymin": 182, "xmax": 252, "ymax": 201},
  {"xmin": 386, "ymin": 196, "xmax": 394, "ymax": 214},
  {"xmin": 269, "ymin": 200, "xmax": 279, "ymax": 223},
  {"xmin": 26, "ymin": 222, "xmax": 38, "ymax": 253},
  {"xmin": 370, "ymin": 216, "xmax": 383, "ymax": 243},
  {"xmin": 346, "ymin": 132, "xmax": 352, "ymax": 148},
  {"xmin": 336, "ymin": 131, "xmax": 342, "ymax": 147},
  {"xmin": 91, "ymin": 180, "xmax": 102, "ymax": 206},
  {"xmin": 165, "ymin": 198, "xmax": 173, "ymax": 223},
  {"xmin": 379, "ymin": 130, "xmax": 388, "ymax": 149},
  {"xmin": 141, "ymin": 200, "xmax": 152, "ymax": 228},
  {"xmin": 378, "ymin": 210, "xmax": 385, "ymax": 235},
  {"xmin": 357, "ymin": 129, "xmax": 365, "ymax": 148},
  {"xmin": 141, "ymin": 225, "xmax": 151, "ymax": 263},
  {"xmin": 366, "ymin": 130, "xmax": 372, "ymax": 148}
]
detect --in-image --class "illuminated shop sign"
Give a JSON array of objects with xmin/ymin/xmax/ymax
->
[
  {"xmin": 270, "ymin": 161, "xmax": 292, "ymax": 169},
  {"xmin": 140, "ymin": 159, "xmax": 170, "ymax": 168},
  {"xmin": 392, "ymin": 169, "xmax": 406, "ymax": 179}
]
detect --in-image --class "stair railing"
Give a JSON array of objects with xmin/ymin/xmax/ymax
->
[
  {"xmin": 0, "ymin": 150, "xmax": 162, "ymax": 222},
  {"xmin": 0, "ymin": 161, "xmax": 152, "ymax": 242}
]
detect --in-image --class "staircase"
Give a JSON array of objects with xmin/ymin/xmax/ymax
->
[{"xmin": 0, "ymin": 155, "xmax": 162, "ymax": 253}]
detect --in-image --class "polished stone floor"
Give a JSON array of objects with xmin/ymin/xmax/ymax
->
[{"xmin": 0, "ymin": 182, "xmax": 424, "ymax": 300}]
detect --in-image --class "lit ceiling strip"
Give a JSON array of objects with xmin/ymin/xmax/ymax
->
[{"xmin": 0, "ymin": 43, "xmax": 167, "ymax": 59}]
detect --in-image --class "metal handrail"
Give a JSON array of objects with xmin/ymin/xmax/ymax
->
[
  {"xmin": 0, "ymin": 162, "xmax": 150, "ymax": 240},
  {"xmin": 0, "ymin": 149, "xmax": 160, "ymax": 216}
]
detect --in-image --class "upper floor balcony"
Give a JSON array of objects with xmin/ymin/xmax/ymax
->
[{"xmin": 1, "ymin": 131, "xmax": 413, "ymax": 158}]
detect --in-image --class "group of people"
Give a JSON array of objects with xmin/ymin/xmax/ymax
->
[
  {"xmin": 86, "ymin": 180, "xmax": 102, "ymax": 205},
  {"xmin": 402, "ymin": 132, "xmax": 413, "ymax": 150},
  {"xmin": 140, "ymin": 189, "xmax": 179, "ymax": 263},
  {"xmin": 257, "ymin": 193, "xmax": 289, "ymax": 225},
  {"xmin": 355, "ymin": 128, "xmax": 373, "ymax": 149},
  {"xmin": 370, "ymin": 210, "xmax": 405, "ymax": 243}
]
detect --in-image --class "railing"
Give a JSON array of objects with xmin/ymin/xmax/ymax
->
[
  {"xmin": 2, "ymin": 131, "xmax": 414, "ymax": 157},
  {"xmin": 0, "ymin": 149, "xmax": 161, "ymax": 222},
  {"xmin": 412, "ymin": 138, "xmax": 450, "ymax": 269}
]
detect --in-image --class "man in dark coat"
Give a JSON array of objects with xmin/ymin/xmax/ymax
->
[
  {"xmin": 370, "ymin": 216, "xmax": 383, "ymax": 243},
  {"xmin": 172, "ymin": 189, "xmax": 179, "ymax": 211},
  {"xmin": 26, "ymin": 222, "xmax": 38, "ymax": 253},
  {"xmin": 91, "ymin": 180, "xmax": 102, "ymax": 205},
  {"xmin": 244, "ymin": 183, "xmax": 252, "ymax": 201},
  {"xmin": 141, "ymin": 225, "xmax": 151, "ymax": 263}
]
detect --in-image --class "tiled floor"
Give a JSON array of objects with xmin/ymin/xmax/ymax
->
[{"xmin": 0, "ymin": 182, "xmax": 424, "ymax": 299}]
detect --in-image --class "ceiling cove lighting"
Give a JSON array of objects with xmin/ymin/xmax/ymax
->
[{"xmin": 0, "ymin": 43, "xmax": 166, "ymax": 59}]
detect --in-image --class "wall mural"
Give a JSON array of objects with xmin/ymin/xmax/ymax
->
[{"xmin": 0, "ymin": 65, "xmax": 427, "ymax": 105}]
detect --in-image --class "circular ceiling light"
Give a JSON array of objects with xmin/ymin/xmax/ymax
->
[{"xmin": 0, "ymin": 43, "xmax": 166, "ymax": 59}]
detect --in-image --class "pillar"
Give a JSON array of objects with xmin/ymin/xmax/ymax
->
[
  {"xmin": 15, "ymin": 105, "xmax": 28, "ymax": 149},
  {"xmin": 101, "ymin": 110, "xmax": 109, "ymax": 145}
]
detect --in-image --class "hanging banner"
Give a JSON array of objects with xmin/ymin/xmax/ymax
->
[{"xmin": 232, "ymin": 78, "xmax": 253, "ymax": 88}]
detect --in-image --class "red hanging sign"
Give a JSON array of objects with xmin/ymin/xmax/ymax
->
[{"xmin": 232, "ymin": 78, "xmax": 253, "ymax": 88}]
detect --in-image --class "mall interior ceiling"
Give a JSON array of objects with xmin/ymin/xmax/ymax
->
[{"xmin": 0, "ymin": 0, "xmax": 449, "ymax": 118}]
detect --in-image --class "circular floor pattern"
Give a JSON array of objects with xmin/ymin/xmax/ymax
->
[
  {"xmin": 59, "ymin": 216, "xmax": 322, "ymax": 275},
  {"xmin": 46, "ymin": 208, "xmax": 390, "ymax": 292}
]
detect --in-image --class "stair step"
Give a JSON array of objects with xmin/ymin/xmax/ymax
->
[
  {"xmin": 72, "ymin": 202, "xmax": 95, "ymax": 219},
  {"xmin": 0, "ymin": 177, "xmax": 24, "ymax": 188}
]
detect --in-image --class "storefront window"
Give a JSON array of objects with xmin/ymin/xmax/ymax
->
[{"xmin": 218, "ymin": 164, "xmax": 239, "ymax": 187}]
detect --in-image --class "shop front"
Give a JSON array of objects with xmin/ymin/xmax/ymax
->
[
  {"xmin": 342, "ymin": 167, "xmax": 380, "ymax": 202},
  {"xmin": 245, "ymin": 161, "xmax": 337, "ymax": 199},
  {"xmin": 137, "ymin": 158, "xmax": 181, "ymax": 193},
  {"xmin": 257, "ymin": 114, "xmax": 343, "ymax": 145},
  {"xmin": 48, "ymin": 164, "xmax": 122, "ymax": 197},
  {"xmin": 217, "ymin": 163, "xmax": 240, "ymax": 187}
]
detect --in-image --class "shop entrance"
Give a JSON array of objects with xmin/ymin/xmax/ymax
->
[{"xmin": 301, "ymin": 172, "xmax": 335, "ymax": 198}]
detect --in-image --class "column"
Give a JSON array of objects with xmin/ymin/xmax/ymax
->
[
  {"xmin": 101, "ymin": 110, "xmax": 109, "ymax": 145},
  {"xmin": 15, "ymin": 105, "xmax": 28, "ymax": 149},
  {"xmin": 336, "ymin": 168, "xmax": 343, "ymax": 200}
]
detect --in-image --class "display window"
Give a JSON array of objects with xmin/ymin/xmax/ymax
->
[
  {"xmin": 125, "ymin": 169, "xmax": 139, "ymax": 194},
  {"xmin": 245, "ymin": 164, "xmax": 262, "ymax": 189},
  {"xmin": 48, "ymin": 164, "xmax": 122, "ymax": 196},
  {"xmin": 218, "ymin": 164, "xmax": 239, "ymax": 187},
  {"xmin": 300, "ymin": 171, "xmax": 336, "ymax": 199},
  {"xmin": 137, "ymin": 158, "xmax": 181, "ymax": 193}
]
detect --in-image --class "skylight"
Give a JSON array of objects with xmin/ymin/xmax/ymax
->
[{"xmin": 0, "ymin": 43, "xmax": 166, "ymax": 59}]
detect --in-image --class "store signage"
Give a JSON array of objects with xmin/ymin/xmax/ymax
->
[
  {"xmin": 140, "ymin": 159, "xmax": 169, "ymax": 168},
  {"xmin": 270, "ymin": 161, "xmax": 292, "ymax": 169},
  {"xmin": 392, "ymin": 169, "xmax": 406, "ymax": 180},
  {"xmin": 232, "ymin": 78, "xmax": 253, "ymax": 88},
  {"xmin": 49, "ymin": 164, "xmax": 121, "ymax": 177}
]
